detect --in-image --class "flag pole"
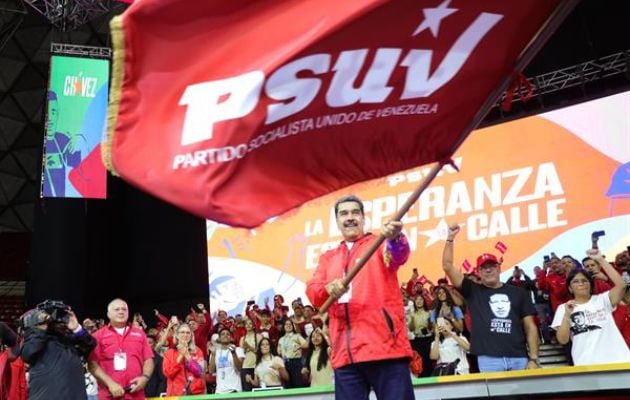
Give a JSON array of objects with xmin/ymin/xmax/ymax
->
[{"xmin": 319, "ymin": 161, "xmax": 446, "ymax": 314}]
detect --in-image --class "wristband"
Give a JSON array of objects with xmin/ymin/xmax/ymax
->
[
  {"xmin": 446, "ymin": 239, "xmax": 453, "ymax": 242},
  {"xmin": 142, "ymin": 374, "xmax": 151, "ymax": 380}
]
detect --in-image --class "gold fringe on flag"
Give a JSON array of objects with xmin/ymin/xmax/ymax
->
[{"xmin": 101, "ymin": 15, "xmax": 125, "ymax": 177}]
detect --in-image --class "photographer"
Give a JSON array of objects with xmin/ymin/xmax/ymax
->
[{"xmin": 20, "ymin": 300, "xmax": 95, "ymax": 400}]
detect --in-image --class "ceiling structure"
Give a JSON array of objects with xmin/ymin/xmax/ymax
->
[{"xmin": 0, "ymin": 0, "xmax": 628, "ymax": 235}]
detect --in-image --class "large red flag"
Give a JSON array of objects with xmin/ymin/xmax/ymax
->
[{"xmin": 104, "ymin": 0, "xmax": 571, "ymax": 227}]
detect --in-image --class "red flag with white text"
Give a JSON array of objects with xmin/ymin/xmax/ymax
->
[{"xmin": 104, "ymin": 0, "xmax": 569, "ymax": 227}]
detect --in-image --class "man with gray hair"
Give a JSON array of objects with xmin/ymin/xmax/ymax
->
[{"xmin": 88, "ymin": 298, "xmax": 154, "ymax": 399}]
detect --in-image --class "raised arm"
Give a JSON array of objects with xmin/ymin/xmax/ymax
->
[
  {"xmin": 588, "ymin": 250, "xmax": 626, "ymax": 306},
  {"xmin": 442, "ymin": 224, "xmax": 464, "ymax": 288}
]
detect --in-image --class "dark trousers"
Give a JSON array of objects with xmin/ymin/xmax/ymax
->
[
  {"xmin": 410, "ymin": 335, "xmax": 433, "ymax": 377},
  {"xmin": 240, "ymin": 367, "xmax": 255, "ymax": 391},
  {"xmin": 285, "ymin": 357, "xmax": 305, "ymax": 388},
  {"xmin": 334, "ymin": 358, "xmax": 414, "ymax": 400}
]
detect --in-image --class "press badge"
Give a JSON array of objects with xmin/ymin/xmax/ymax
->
[{"xmin": 114, "ymin": 352, "xmax": 127, "ymax": 371}]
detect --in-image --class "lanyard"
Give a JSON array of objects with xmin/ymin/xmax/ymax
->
[{"xmin": 110, "ymin": 325, "xmax": 129, "ymax": 352}]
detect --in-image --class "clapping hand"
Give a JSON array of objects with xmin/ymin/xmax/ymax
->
[{"xmin": 178, "ymin": 343, "xmax": 191, "ymax": 360}]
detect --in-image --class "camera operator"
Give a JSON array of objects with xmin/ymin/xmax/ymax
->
[{"xmin": 20, "ymin": 301, "xmax": 96, "ymax": 400}]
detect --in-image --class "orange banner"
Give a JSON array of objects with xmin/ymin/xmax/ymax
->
[{"xmin": 208, "ymin": 92, "xmax": 630, "ymax": 313}]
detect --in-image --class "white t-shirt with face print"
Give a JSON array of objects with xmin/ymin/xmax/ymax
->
[{"xmin": 552, "ymin": 292, "xmax": 630, "ymax": 366}]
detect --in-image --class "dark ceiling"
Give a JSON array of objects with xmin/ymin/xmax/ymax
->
[{"xmin": 0, "ymin": 0, "xmax": 629, "ymax": 235}]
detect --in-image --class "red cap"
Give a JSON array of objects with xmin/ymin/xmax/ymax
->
[{"xmin": 476, "ymin": 253, "xmax": 499, "ymax": 268}]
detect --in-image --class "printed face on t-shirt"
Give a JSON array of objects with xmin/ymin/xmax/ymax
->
[
  {"xmin": 571, "ymin": 312, "xmax": 586, "ymax": 327},
  {"xmin": 489, "ymin": 293, "xmax": 511, "ymax": 318}
]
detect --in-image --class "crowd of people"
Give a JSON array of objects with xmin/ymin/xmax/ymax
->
[{"xmin": 0, "ymin": 195, "xmax": 629, "ymax": 399}]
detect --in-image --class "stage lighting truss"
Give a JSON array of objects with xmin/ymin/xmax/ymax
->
[
  {"xmin": 51, "ymin": 42, "xmax": 111, "ymax": 58},
  {"xmin": 23, "ymin": 0, "xmax": 111, "ymax": 32},
  {"xmin": 499, "ymin": 50, "xmax": 630, "ymax": 107},
  {"xmin": 0, "ymin": 0, "xmax": 27, "ymax": 53}
]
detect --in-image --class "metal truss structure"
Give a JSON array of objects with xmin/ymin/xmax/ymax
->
[
  {"xmin": 499, "ymin": 50, "xmax": 630, "ymax": 107},
  {"xmin": 23, "ymin": 0, "xmax": 111, "ymax": 31},
  {"xmin": 0, "ymin": 0, "xmax": 27, "ymax": 53},
  {"xmin": 51, "ymin": 42, "xmax": 111, "ymax": 58}
]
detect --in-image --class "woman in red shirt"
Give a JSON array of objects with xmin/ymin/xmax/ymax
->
[{"xmin": 162, "ymin": 323, "xmax": 206, "ymax": 395}]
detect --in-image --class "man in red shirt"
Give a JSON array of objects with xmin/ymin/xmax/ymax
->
[
  {"xmin": 536, "ymin": 257, "xmax": 571, "ymax": 313},
  {"xmin": 188, "ymin": 303, "xmax": 212, "ymax": 352},
  {"xmin": 613, "ymin": 287, "xmax": 630, "ymax": 348},
  {"xmin": 582, "ymin": 256, "xmax": 613, "ymax": 294},
  {"xmin": 88, "ymin": 298, "xmax": 154, "ymax": 399}
]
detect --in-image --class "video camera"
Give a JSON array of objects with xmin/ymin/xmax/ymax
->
[
  {"xmin": 19, "ymin": 300, "xmax": 72, "ymax": 332},
  {"xmin": 37, "ymin": 300, "xmax": 71, "ymax": 324}
]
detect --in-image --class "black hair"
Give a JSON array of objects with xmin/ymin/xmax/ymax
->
[
  {"xmin": 433, "ymin": 286, "xmax": 456, "ymax": 311},
  {"xmin": 566, "ymin": 269, "xmax": 594, "ymax": 297},
  {"xmin": 334, "ymin": 195, "xmax": 364, "ymax": 217},
  {"xmin": 561, "ymin": 255, "xmax": 581, "ymax": 271},
  {"xmin": 280, "ymin": 319, "xmax": 298, "ymax": 337},
  {"xmin": 412, "ymin": 295, "xmax": 429, "ymax": 312},
  {"xmin": 304, "ymin": 329, "xmax": 330, "ymax": 372},
  {"xmin": 218, "ymin": 327, "xmax": 232, "ymax": 337},
  {"xmin": 255, "ymin": 337, "xmax": 278, "ymax": 365}
]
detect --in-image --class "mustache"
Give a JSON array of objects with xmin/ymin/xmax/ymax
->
[{"xmin": 343, "ymin": 220, "xmax": 358, "ymax": 227}]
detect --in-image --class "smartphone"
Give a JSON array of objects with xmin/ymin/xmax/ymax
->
[
  {"xmin": 246, "ymin": 300, "xmax": 255, "ymax": 306},
  {"xmin": 543, "ymin": 255, "xmax": 550, "ymax": 263},
  {"xmin": 592, "ymin": 230, "xmax": 606, "ymax": 239},
  {"xmin": 170, "ymin": 316, "xmax": 179, "ymax": 325},
  {"xmin": 413, "ymin": 268, "xmax": 418, "ymax": 273}
]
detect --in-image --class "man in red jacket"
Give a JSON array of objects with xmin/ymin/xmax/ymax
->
[
  {"xmin": 306, "ymin": 195, "xmax": 413, "ymax": 400},
  {"xmin": 188, "ymin": 304, "xmax": 212, "ymax": 352},
  {"xmin": 535, "ymin": 257, "xmax": 571, "ymax": 313},
  {"xmin": 582, "ymin": 256, "xmax": 613, "ymax": 294}
]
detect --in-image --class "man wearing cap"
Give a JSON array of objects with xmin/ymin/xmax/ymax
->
[{"xmin": 442, "ymin": 224, "xmax": 540, "ymax": 372}]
